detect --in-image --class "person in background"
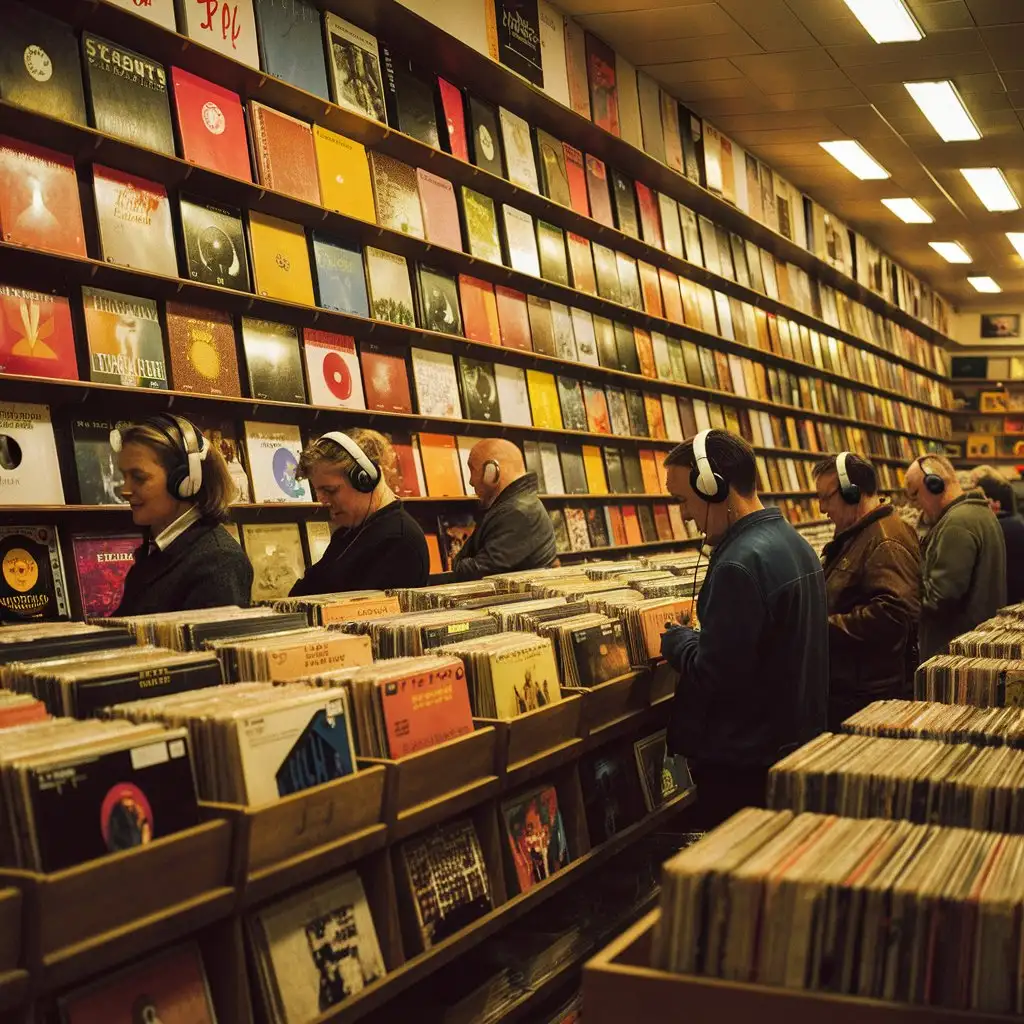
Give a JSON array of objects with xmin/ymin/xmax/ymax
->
[
  {"xmin": 976, "ymin": 473, "xmax": 1024, "ymax": 605},
  {"xmin": 660, "ymin": 429, "xmax": 828, "ymax": 828},
  {"xmin": 112, "ymin": 413, "xmax": 252, "ymax": 615},
  {"xmin": 290, "ymin": 429, "xmax": 428, "ymax": 595},
  {"xmin": 904, "ymin": 454, "xmax": 1006, "ymax": 661},
  {"xmin": 814, "ymin": 452, "xmax": 921, "ymax": 729},
  {"xmin": 451, "ymin": 439, "xmax": 556, "ymax": 580}
]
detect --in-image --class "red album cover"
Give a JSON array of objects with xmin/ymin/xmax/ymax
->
[
  {"xmin": 607, "ymin": 505, "xmax": 626, "ymax": 546},
  {"xmin": 638, "ymin": 261, "xmax": 663, "ymax": 318},
  {"xmin": 0, "ymin": 701, "xmax": 47, "ymax": 729},
  {"xmin": 645, "ymin": 395, "xmax": 667, "ymax": 439},
  {"xmin": 379, "ymin": 657, "xmax": 474, "ymax": 758},
  {"xmin": 566, "ymin": 234, "xmax": 596, "ymax": 294},
  {"xmin": 70, "ymin": 533, "xmax": 141, "ymax": 619},
  {"xmin": 585, "ymin": 155, "xmax": 614, "ymax": 228},
  {"xmin": 659, "ymin": 269, "xmax": 684, "ymax": 325},
  {"xmin": 170, "ymin": 67, "xmax": 252, "ymax": 182},
  {"xmin": 585, "ymin": 33, "xmax": 619, "ymax": 136},
  {"xmin": 0, "ymin": 285, "xmax": 77, "ymax": 379},
  {"xmin": 382, "ymin": 430, "xmax": 422, "ymax": 497},
  {"xmin": 458, "ymin": 275, "xmax": 500, "ymax": 345},
  {"xmin": 495, "ymin": 287, "xmax": 533, "ymax": 351},
  {"xmin": 0, "ymin": 136, "xmax": 86, "ymax": 257},
  {"xmin": 562, "ymin": 142, "xmax": 589, "ymax": 216},
  {"xmin": 359, "ymin": 344, "xmax": 413, "ymax": 413},
  {"xmin": 653, "ymin": 503, "xmax": 674, "ymax": 540},
  {"xmin": 438, "ymin": 77, "xmax": 469, "ymax": 162},
  {"xmin": 633, "ymin": 328, "xmax": 656, "ymax": 378},
  {"xmin": 583, "ymin": 385, "xmax": 611, "ymax": 434},
  {"xmin": 249, "ymin": 101, "xmax": 320, "ymax": 206},
  {"xmin": 621, "ymin": 504, "xmax": 642, "ymax": 545},
  {"xmin": 635, "ymin": 182, "xmax": 663, "ymax": 248}
]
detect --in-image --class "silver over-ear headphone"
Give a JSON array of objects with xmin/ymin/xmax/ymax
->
[
  {"xmin": 836, "ymin": 451, "xmax": 861, "ymax": 505},
  {"xmin": 109, "ymin": 414, "xmax": 210, "ymax": 500},
  {"xmin": 482, "ymin": 459, "xmax": 500, "ymax": 485},
  {"xmin": 320, "ymin": 431, "xmax": 381, "ymax": 494},
  {"xmin": 690, "ymin": 429, "xmax": 728, "ymax": 504}
]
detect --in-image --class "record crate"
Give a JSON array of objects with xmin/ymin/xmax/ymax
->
[
  {"xmin": 200, "ymin": 763, "xmax": 389, "ymax": 909},
  {"xmin": 583, "ymin": 910, "xmax": 1010, "ymax": 1024},
  {"xmin": 358, "ymin": 725, "xmax": 500, "ymax": 842},
  {"xmin": 475, "ymin": 691, "xmax": 585, "ymax": 790},
  {"xmin": 0, "ymin": 888, "xmax": 27, "ymax": 1017},
  {"xmin": 570, "ymin": 668, "xmax": 653, "ymax": 742},
  {"xmin": 649, "ymin": 660, "xmax": 678, "ymax": 707},
  {"xmin": 0, "ymin": 819, "xmax": 234, "ymax": 993}
]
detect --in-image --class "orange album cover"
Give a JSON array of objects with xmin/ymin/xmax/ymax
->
[{"xmin": 417, "ymin": 433, "xmax": 464, "ymax": 497}]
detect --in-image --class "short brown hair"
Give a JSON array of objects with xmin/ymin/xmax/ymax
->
[
  {"xmin": 664, "ymin": 430, "xmax": 757, "ymax": 497},
  {"xmin": 118, "ymin": 418, "xmax": 235, "ymax": 522},
  {"xmin": 298, "ymin": 428, "xmax": 394, "ymax": 482},
  {"xmin": 813, "ymin": 452, "xmax": 878, "ymax": 497}
]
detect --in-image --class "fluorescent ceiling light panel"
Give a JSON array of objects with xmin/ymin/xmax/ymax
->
[
  {"xmin": 961, "ymin": 168, "xmax": 1020, "ymax": 212},
  {"xmin": 1007, "ymin": 233, "xmax": 1024, "ymax": 259},
  {"xmin": 842, "ymin": 0, "xmax": 923, "ymax": 43},
  {"xmin": 819, "ymin": 140, "xmax": 890, "ymax": 180},
  {"xmin": 968, "ymin": 276, "xmax": 1001, "ymax": 293},
  {"xmin": 904, "ymin": 81, "xmax": 980, "ymax": 142},
  {"xmin": 929, "ymin": 241, "xmax": 971, "ymax": 263},
  {"xmin": 881, "ymin": 198, "xmax": 933, "ymax": 223}
]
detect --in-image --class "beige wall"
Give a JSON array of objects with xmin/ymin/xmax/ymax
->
[{"xmin": 951, "ymin": 308, "xmax": 1024, "ymax": 349}]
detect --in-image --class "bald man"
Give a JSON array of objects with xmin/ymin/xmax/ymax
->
[
  {"xmin": 905, "ymin": 453, "xmax": 1006, "ymax": 660},
  {"xmin": 452, "ymin": 439, "xmax": 556, "ymax": 580}
]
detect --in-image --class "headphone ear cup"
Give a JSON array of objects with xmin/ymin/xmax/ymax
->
[
  {"xmin": 840, "ymin": 483, "xmax": 861, "ymax": 505},
  {"xmin": 165, "ymin": 464, "xmax": 189, "ymax": 500},
  {"xmin": 690, "ymin": 466, "xmax": 729, "ymax": 504},
  {"xmin": 925, "ymin": 473, "xmax": 945, "ymax": 495},
  {"xmin": 350, "ymin": 465, "xmax": 377, "ymax": 493}
]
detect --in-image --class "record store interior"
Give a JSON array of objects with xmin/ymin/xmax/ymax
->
[{"xmin": 6, "ymin": 0, "xmax": 1024, "ymax": 1021}]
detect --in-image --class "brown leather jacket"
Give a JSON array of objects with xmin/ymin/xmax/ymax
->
[{"xmin": 820, "ymin": 504, "xmax": 921, "ymax": 728}]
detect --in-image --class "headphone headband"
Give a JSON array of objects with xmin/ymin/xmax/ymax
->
[
  {"xmin": 835, "ymin": 451, "xmax": 861, "ymax": 505},
  {"xmin": 109, "ymin": 414, "xmax": 209, "ymax": 499},
  {"xmin": 320, "ymin": 431, "xmax": 381, "ymax": 494}
]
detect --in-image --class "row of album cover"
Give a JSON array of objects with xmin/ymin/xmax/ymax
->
[
  {"xmin": 955, "ymin": 389, "xmax": 1024, "ymax": 415},
  {"xmin": 0, "ymin": 269, "xmax": 950, "ymax": 447},
  {"xmin": 951, "ymin": 355, "xmax": 1024, "ymax": 382},
  {"xmin": 960, "ymin": 434, "xmax": 1024, "ymax": 460},
  {"xmin": 0, "ymin": 119, "xmax": 949, "ymax": 417},
  {"xmin": 1, "ymin": 0, "xmax": 951, "ymax": 342}
]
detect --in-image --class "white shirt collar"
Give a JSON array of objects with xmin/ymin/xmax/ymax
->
[{"xmin": 153, "ymin": 506, "xmax": 201, "ymax": 551}]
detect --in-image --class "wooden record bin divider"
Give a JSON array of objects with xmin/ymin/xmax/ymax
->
[
  {"xmin": 566, "ymin": 668, "xmax": 654, "ymax": 744},
  {"xmin": 0, "ymin": 888, "xmax": 27, "ymax": 1017},
  {"xmin": 582, "ymin": 909, "xmax": 988, "ymax": 1024}
]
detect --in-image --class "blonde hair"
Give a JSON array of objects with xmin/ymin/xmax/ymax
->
[
  {"xmin": 297, "ymin": 428, "xmax": 395, "ymax": 484},
  {"xmin": 118, "ymin": 420, "xmax": 236, "ymax": 522}
]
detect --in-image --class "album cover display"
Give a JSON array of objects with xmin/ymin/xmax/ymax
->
[
  {"xmin": 458, "ymin": 357, "xmax": 501, "ymax": 422},
  {"xmin": 438, "ymin": 77, "xmax": 469, "ymax": 161},
  {"xmin": 500, "ymin": 107, "xmax": 539, "ymax": 193},
  {"xmin": 579, "ymin": 743, "xmax": 644, "ymax": 844},
  {"xmin": 180, "ymin": 196, "xmax": 251, "ymax": 291},
  {"xmin": 550, "ymin": 302, "xmax": 577, "ymax": 362},
  {"xmin": 370, "ymin": 151, "xmax": 425, "ymax": 239},
  {"xmin": 468, "ymin": 95, "xmax": 505, "ymax": 178},
  {"xmin": 243, "ymin": 420, "xmax": 311, "ymax": 503},
  {"xmin": 385, "ymin": 56, "xmax": 440, "ymax": 149},
  {"xmin": 192, "ymin": 414, "xmax": 252, "ymax": 504},
  {"xmin": 253, "ymin": 0, "xmax": 330, "ymax": 98},
  {"xmin": 82, "ymin": 33, "xmax": 174, "ymax": 154},
  {"xmin": 171, "ymin": 68, "xmax": 252, "ymax": 181},
  {"xmin": 585, "ymin": 154, "xmax": 614, "ymax": 227},
  {"xmin": 494, "ymin": 364, "xmax": 532, "ymax": 426},
  {"xmin": 313, "ymin": 126, "xmax": 375, "ymax": 222},
  {"xmin": 325, "ymin": 13, "xmax": 386, "ymax": 122},
  {"xmin": 461, "ymin": 187, "xmax": 503, "ymax": 265},
  {"xmin": 592, "ymin": 245, "xmax": 621, "ymax": 304},
  {"xmin": 92, "ymin": 166, "xmax": 175, "ymax": 276},
  {"xmin": 536, "ymin": 128, "xmax": 572, "ymax": 208},
  {"xmin": 360, "ymin": 343, "xmax": 413, "ymax": 413},
  {"xmin": 536, "ymin": 221, "xmax": 569, "ymax": 286},
  {"xmin": 312, "ymin": 234, "xmax": 370, "ymax": 318},
  {"xmin": 496, "ymin": 287, "xmax": 533, "ymax": 351},
  {"xmin": 242, "ymin": 522, "xmax": 306, "ymax": 603},
  {"xmin": 0, "ymin": 523, "xmax": 68, "ymax": 620},
  {"xmin": 559, "ymin": 446, "xmax": 588, "ymax": 495},
  {"xmin": 250, "ymin": 101, "xmax": 320, "ymax": 206},
  {"xmin": 365, "ymin": 246, "xmax": 415, "ymax": 326},
  {"xmin": 241, "ymin": 317, "xmax": 307, "ymax": 403},
  {"xmin": 500, "ymin": 784, "xmax": 570, "ymax": 895},
  {"xmin": 412, "ymin": 347, "xmax": 461, "ymax": 418},
  {"xmin": 416, "ymin": 266, "xmax": 463, "ymax": 336},
  {"xmin": 563, "ymin": 142, "xmax": 589, "ymax": 215},
  {"xmin": 556, "ymin": 376, "xmax": 587, "ymax": 432},
  {"xmin": 502, "ymin": 206, "xmax": 540, "ymax": 278},
  {"xmin": 71, "ymin": 416, "xmax": 129, "ymax": 505},
  {"xmin": 82, "ymin": 287, "xmax": 166, "ymax": 389},
  {"xmin": 526, "ymin": 295, "xmax": 555, "ymax": 356},
  {"xmin": 0, "ymin": 284, "xmax": 77, "ymax": 380},
  {"xmin": 585, "ymin": 33, "xmax": 619, "ymax": 135},
  {"xmin": 177, "ymin": 0, "xmax": 258, "ymax": 66},
  {"xmin": 70, "ymin": 532, "xmax": 139, "ymax": 619},
  {"xmin": 460, "ymin": 275, "xmax": 501, "ymax": 345},
  {"xmin": 304, "ymin": 330, "xmax": 365, "ymax": 410},
  {"xmin": 247, "ymin": 212, "xmax": 316, "ymax": 306}
]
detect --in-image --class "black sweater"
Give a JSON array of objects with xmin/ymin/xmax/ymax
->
[
  {"xmin": 290, "ymin": 501, "xmax": 429, "ymax": 596},
  {"xmin": 114, "ymin": 520, "xmax": 254, "ymax": 616}
]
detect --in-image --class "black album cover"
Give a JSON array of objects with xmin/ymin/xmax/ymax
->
[
  {"xmin": 624, "ymin": 390, "xmax": 649, "ymax": 437},
  {"xmin": 71, "ymin": 658, "xmax": 223, "ymax": 719},
  {"xmin": 253, "ymin": 0, "xmax": 330, "ymax": 99},
  {"xmin": 614, "ymin": 322, "xmax": 641, "ymax": 376},
  {"xmin": 592, "ymin": 244, "xmax": 621, "ymax": 304},
  {"xmin": 381, "ymin": 49, "xmax": 440, "ymax": 149},
  {"xmin": 603, "ymin": 448, "xmax": 627, "ymax": 494},
  {"xmin": 241, "ymin": 317, "xmax": 307, "ymax": 403},
  {"xmin": 416, "ymin": 266, "xmax": 463, "ymax": 336},
  {"xmin": 573, "ymin": 621, "xmax": 630, "ymax": 688},
  {"xmin": 549, "ymin": 508, "xmax": 570, "ymax": 553},
  {"xmin": 28, "ymin": 732, "xmax": 200, "ymax": 871},
  {"xmin": 556, "ymin": 376, "xmax": 586, "ymax": 432},
  {"xmin": 586, "ymin": 507, "xmax": 610, "ymax": 548},
  {"xmin": 180, "ymin": 196, "xmax": 251, "ymax": 292},
  {"xmin": 593, "ymin": 316, "xmax": 619, "ymax": 369},
  {"xmin": 71, "ymin": 417, "xmax": 129, "ymax": 505},
  {"xmin": 536, "ymin": 221, "xmax": 569, "ymax": 286},
  {"xmin": 467, "ymin": 95, "xmax": 505, "ymax": 178},
  {"xmin": 579, "ymin": 742, "xmax": 644, "ymax": 843},
  {"xmin": 82, "ymin": 33, "xmax": 174, "ymax": 155},
  {"xmin": 458, "ymin": 357, "xmax": 501, "ymax": 421},
  {"xmin": 535, "ymin": 128, "xmax": 571, "ymax": 208},
  {"xmin": 610, "ymin": 169, "xmax": 639, "ymax": 239},
  {"xmin": 0, "ymin": 524, "xmax": 68, "ymax": 622},
  {"xmin": 494, "ymin": 0, "xmax": 543, "ymax": 86},
  {"xmin": 637, "ymin": 503, "xmax": 657, "ymax": 541},
  {"xmin": 559, "ymin": 445, "xmax": 588, "ymax": 495},
  {"xmin": 0, "ymin": 2, "xmax": 86, "ymax": 125},
  {"xmin": 623, "ymin": 451, "xmax": 645, "ymax": 494}
]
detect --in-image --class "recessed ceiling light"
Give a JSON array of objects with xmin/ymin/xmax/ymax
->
[
  {"xmin": 905, "ymin": 81, "xmax": 980, "ymax": 142},
  {"xmin": 929, "ymin": 241, "xmax": 972, "ymax": 263},
  {"xmin": 961, "ymin": 168, "xmax": 1020, "ymax": 212},
  {"xmin": 820, "ymin": 140, "xmax": 890, "ymax": 180},
  {"xmin": 842, "ymin": 0, "xmax": 923, "ymax": 43},
  {"xmin": 881, "ymin": 198, "xmax": 933, "ymax": 223},
  {"xmin": 968, "ymin": 276, "xmax": 1002, "ymax": 293},
  {"xmin": 1007, "ymin": 233, "xmax": 1024, "ymax": 259}
]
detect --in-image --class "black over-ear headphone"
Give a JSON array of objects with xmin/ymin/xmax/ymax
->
[
  {"xmin": 691, "ymin": 429, "xmax": 729, "ymax": 504},
  {"xmin": 110, "ymin": 413, "xmax": 209, "ymax": 500},
  {"xmin": 836, "ymin": 451, "xmax": 861, "ymax": 505},
  {"xmin": 320, "ymin": 431, "xmax": 381, "ymax": 494},
  {"xmin": 917, "ymin": 455, "xmax": 946, "ymax": 496}
]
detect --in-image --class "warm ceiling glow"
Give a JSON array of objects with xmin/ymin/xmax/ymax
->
[
  {"xmin": 968, "ymin": 276, "xmax": 1002, "ymax": 293},
  {"xmin": 881, "ymin": 198, "xmax": 933, "ymax": 223},
  {"xmin": 1007, "ymin": 233, "xmax": 1024, "ymax": 259},
  {"xmin": 842, "ymin": 0, "xmax": 923, "ymax": 43},
  {"xmin": 961, "ymin": 168, "xmax": 1020, "ymax": 212},
  {"xmin": 928, "ymin": 241, "xmax": 972, "ymax": 263},
  {"xmin": 904, "ymin": 81, "xmax": 980, "ymax": 142},
  {"xmin": 819, "ymin": 140, "xmax": 890, "ymax": 180}
]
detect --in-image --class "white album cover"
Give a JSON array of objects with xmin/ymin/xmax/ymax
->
[
  {"xmin": 0, "ymin": 401, "xmax": 63, "ymax": 504},
  {"xmin": 243, "ymin": 420, "xmax": 311, "ymax": 504},
  {"xmin": 303, "ymin": 332, "xmax": 366, "ymax": 410}
]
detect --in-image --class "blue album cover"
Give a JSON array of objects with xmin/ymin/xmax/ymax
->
[
  {"xmin": 253, "ymin": 0, "xmax": 330, "ymax": 100},
  {"xmin": 312, "ymin": 234, "xmax": 370, "ymax": 319},
  {"xmin": 276, "ymin": 707, "xmax": 356, "ymax": 797}
]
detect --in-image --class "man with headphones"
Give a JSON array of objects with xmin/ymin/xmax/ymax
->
[
  {"xmin": 905, "ymin": 453, "xmax": 1006, "ymax": 661},
  {"xmin": 111, "ymin": 413, "xmax": 253, "ymax": 615},
  {"xmin": 452, "ymin": 439, "xmax": 556, "ymax": 580},
  {"xmin": 814, "ymin": 452, "xmax": 921, "ymax": 729},
  {"xmin": 289, "ymin": 428, "xmax": 429, "ymax": 595},
  {"xmin": 659, "ymin": 429, "xmax": 828, "ymax": 829}
]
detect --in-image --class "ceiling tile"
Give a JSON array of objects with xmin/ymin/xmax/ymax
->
[
  {"xmin": 964, "ymin": 0, "xmax": 1024, "ymax": 26},
  {"xmin": 842, "ymin": 51, "xmax": 994, "ymax": 86},
  {"xmin": 642, "ymin": 57, "xmax": 745, "ymax": 84},
  {"xmin": 577, "ymin": 3, "xmax": 739, "ymax": 42},
  {"xmin": 715, "ymin": 0, "xmax": 820, "ymax": 49},
  {"xmin": 767, "ymin": 86, "xmax": 866, "ymax": 110},
  {"xmin": 673, "ymin": 76, "xmax": 763, "ymax": 100},
  {"xmin": 557, "ymin": 0, "xmax": 715, "ymax": 13},
  {"xmin": 631, "ymin": 31, "xmax": 763, "ymax": 63},
  {"xmin": 827, "ymin": 29, "xmax": 986, "ymax": 68},
  {"xmin": 981, "ymin": 27, "xmax": 1024, "ymax": 71},
  {"xmin": 906, "ymin": 0, "xmax": 976, "ymax": 32}
]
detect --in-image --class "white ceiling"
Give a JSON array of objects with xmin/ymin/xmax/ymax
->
[{"xmin": 557, "ymin": 0, "xmax": 1024, "ymax": 310}]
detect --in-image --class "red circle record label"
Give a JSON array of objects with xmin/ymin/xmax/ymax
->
[
  {"xmin": 100, "ymin": 782, "xmax": 154, "ymax": 851},
  {"xmin": 321, "ymin": 349, "xmax": 352, "ymax": 401}
]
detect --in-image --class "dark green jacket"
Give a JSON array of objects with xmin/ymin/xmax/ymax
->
[
  {"xmin": 920, "ymin": 490, "xmax": 1006, "ymax": 660},
  {"xmin": 452, "ymin": 473, "xmax": 556, "ymax": 580}
]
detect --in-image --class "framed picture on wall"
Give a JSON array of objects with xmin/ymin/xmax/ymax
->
[{"xmin": 981, "ymin": 313, "xmax": 1021, "ymax": 338}]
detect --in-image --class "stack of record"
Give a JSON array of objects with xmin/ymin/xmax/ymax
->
[
  {"xmin": 949, "ymin": 627, "xmax": 1024, "ymax": 659},
  {"xmin": 536, "ymin": 614, "xmax": 630, "ymax": 688},
  {"xmin": 914, "ymin": 652, "xmax": 1024, "ymax": 705},
  {"xmin": 271, "ymin": 590, "xmax": 399, "ymax": 625},
  {"xmin": 843, "ymin": 698, "xmax": 1024, "ymax": 748},
  {"xmin": 393, "ymin": 580, "xmax": 498, "ymax": 612},
  {"xmin": 100, "ymin": 606, "xmax": 303, "ymax": 650},
  {"xmin": 337, "ymin": 609, "xmax": 497, "ymax": 658},
  {"xmin": 209, "ymin": 628, "xmax": 372, "ymax": 682}
]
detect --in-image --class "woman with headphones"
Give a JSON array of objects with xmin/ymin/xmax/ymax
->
[
  {"xmin": 111, "ymin": 413, "xmax": 254, "ymax": 615},
  {"xmin": 289, "ymin": 428, "xmax": 429, "ymax": 595}
]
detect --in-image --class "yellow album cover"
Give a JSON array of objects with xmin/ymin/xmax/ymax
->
[
  {"xmin": 525, "ymin": 370, "xmax": 562, "ymax": 430},
  {"xmin": 581, "ymin": 445, "xmax": 608, "ymax": 495},
  {"xmin": 979, "ymin": 390, "xmax": 1008, "ymax": 414},
  {"xmin": 247, "ymin": 212, "xmax": 315, "ymax": 306},
  {"xmin": 966, "ymin": 434, "xmax": 995, "ymax": 458},
  {"xmin": 313, "ymin": 126, "xmax": 376, "ymax": 222}
]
